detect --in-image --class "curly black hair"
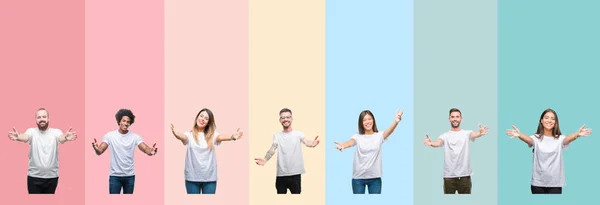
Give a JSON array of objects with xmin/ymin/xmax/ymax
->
[{"xmin": 115, "ymin": 109, "xmax": 135, "ymax": 125}]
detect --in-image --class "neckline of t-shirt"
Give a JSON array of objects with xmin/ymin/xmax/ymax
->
[
  {"xmin": 448, "ymin": 129, "xmax": 464, "ymax": 133},
  {"xmin": 117, "ymin": 130, "xmax": 131, "ymax": 136}
]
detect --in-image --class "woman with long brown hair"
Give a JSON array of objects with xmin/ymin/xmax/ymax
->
[
  {"xmin": 506, "ymin": 108, "xmax": 592, "ymax": 194},
  {"xmin": 170, "ymin": 108, "xmax": 243, "ymax": 194}
]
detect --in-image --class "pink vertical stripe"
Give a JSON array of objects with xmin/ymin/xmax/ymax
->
[
  {"xmin": 0, "ymin": 0, "xmax": 85, "ymax": 204},
  {"xmin": 85, "ymin": 0, "xmax": 164, "ymax": 204},
  {"xmin": 164, "ymin": 0, "xmax": 249, "ymax": 204}
]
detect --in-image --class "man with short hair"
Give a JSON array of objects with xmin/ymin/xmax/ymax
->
[
  {"xmin": 8, "ymin": 108, "xmax": 78, "ymax": 194},
  {"xmin": 423, "ymin": 108, "xmax": 489, "ymax": 194},
  {"xmin": 254, "ymin": 108, "xmax": 320, "ymax": 194},
  {"xmin": 92, "ymin": 108, "xmax": 158, "ymax": 194}
]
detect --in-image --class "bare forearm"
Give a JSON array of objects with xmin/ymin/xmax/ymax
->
[
  {"xmin": 263, "ymin": 143, "xmax": 278, "ymax": 161},
  {"xmin": 94, "ymin": 148, "xmax": 106, "ymax": 155},
  {"xmin": 341, "ymin": 139, "xmax": 356, "ymax": 149},
  {"xmin": 563, "ymin": 132, "xmax": 579, "ymax": 145},
  {"xmin": 518, "ymin": 134, "xmax": 533, "ymax": 146},
  {"xmin": 301, "ymin": 138, "xmax": 316, "ymax": 148},
  {"xmin": 430, "ymin": 139, "xmax": 443, "ymax": 147},
  {"xmin": 384, "ymin": 121, "xmax": 399, "ymax": 139},
  {"xmin": 173, "ymin": 132, "xmax": 187, "ymax": 144}
]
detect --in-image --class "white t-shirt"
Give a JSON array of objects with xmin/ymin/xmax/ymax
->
[
  {"xmin": 102, "ymin": 130, "xmax": 143, "ymax": 176},
  {"xmin": 439, "ymin": 129, "xmax": 474, "ymax": 178},
  {"xmin": 26, "ymin": 128, "xmax": 63, "ymax": 178},
  {"xmin": 351, "ymin": 132, "xmax": 385, "ymax": 179},
  {"xmin": 273, "ymin": 130, "xmax": 306, "ymax": 176},
  {"xmin": 531, "ymin": 135, "xmax": 567, "ymax": 187},
  {"xmin": 184, "ymin": 131, "xmax": 221, "ymax": 182}
]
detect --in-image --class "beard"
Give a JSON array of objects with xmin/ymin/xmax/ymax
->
[
  {"xmin": 282, "ymin": 122, "xmax": 290, "ymax": 129},
  {"xmin": 37, "ymin": 121, "xmax": 49, "ymax": 131},
  {"xmin": 451, "ymin": 121, "xmax": 460, "ymax": 128}
]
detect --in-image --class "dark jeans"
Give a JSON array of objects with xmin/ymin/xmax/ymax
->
[
  {"xmin": 28, "ymin": 176, "xmax": 58, "ymax": 194},
  {"xmin": 444, "ymin": 176, "xmax": 472, "ymax": 194},
  {"xmin": 352, "ymin": 178, "xmax": 382, "ymax": 194},
  {"xmin": 185, "ymin": 180, "xmax": 217, "ymax": 194},
  {"xmin": 276, "ymin": 174, "xmax": 301, "ymax": 194},
  {"xmin": 109, "ymin": 175, "xmax": 135, "ymax": 194},
  {"xmin": 531, "ymin": 185, "xmax": 562, "ymax": 194}
]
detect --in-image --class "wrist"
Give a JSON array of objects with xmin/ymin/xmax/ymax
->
[{"xmin": 230, "ymin": 135, "xmax": 236, "ymax": 141}]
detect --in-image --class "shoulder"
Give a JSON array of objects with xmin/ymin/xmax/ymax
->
[
  {"xmin": 50, "ymin": 128, "xmax": 63, "ymax": 135},
  {"xmin": 25, "ymin": 128, "xmax": 37, "ymax": 134}
]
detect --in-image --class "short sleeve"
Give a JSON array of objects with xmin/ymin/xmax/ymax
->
[
  {"xmin": 25, "ymin": 128, "xmax": 35, "ymax": 144},
  {"xmin": 272, "ymin": 134, "xmax": 278, "ymax": 145},
  {"xmin": 213, "ymin": 131, "xmax": 221, "ymax": 146},
  {"xmin": 378, "ymin": 132, "xmax": 385, "ymax": 144},
  {"xmin": 102, "ymin": 132, "xmax": 111, "ymax": 145},
  {"xmin": 351, "ymin": 133, "xmax": 358, "ymax": 141},
  {"xmin": 465, "ymin": 130, "xmax": 475, "ymax": 142},
  {"xmin": 438, "ymin": 133, "xmax": 446, "ymax": 147},
  {"xmin": 298, "ymin": 131, "xmax": 305, "ymax": 141},
  {"xmin": 54, "ymin": 129, "xmax": 64, "ymax": 144},
  {"xmin": 136, "ymin": 134, "xmax": 144, "ymax": 146},
  {"xmin": 559, "ymin": 135, "xmax": 568, "ymax": 149},
  {"xmin": 529, "ymin": 135, "xmax": 537, "ymax": 148}
]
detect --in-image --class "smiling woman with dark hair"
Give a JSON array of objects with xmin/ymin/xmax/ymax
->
[
  {"xmin": 506, "ymin": 108, "xmax": 593, "ymax": 194},
  {"xmin": 333, "ymin": 109, "xmax": 404, "ymax": 194}
]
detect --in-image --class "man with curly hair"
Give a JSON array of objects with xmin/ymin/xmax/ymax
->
[{"xmin": 92, "ymin": 108, "xmax": 158, "ymax": 194}]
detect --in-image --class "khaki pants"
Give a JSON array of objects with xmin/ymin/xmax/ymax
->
[{"xmin": 444, "ymin": 176, "xmax": 471, "ymax": 194}]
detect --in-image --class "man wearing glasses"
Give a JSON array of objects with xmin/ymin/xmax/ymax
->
[{"xmin": 254, "ymin": 108, "xmax": 320, "ymax": 194}]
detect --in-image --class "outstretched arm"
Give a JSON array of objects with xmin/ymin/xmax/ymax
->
[
  {"xmin": 92, "ymin": 138, "xmax": 109, "ymax": 155},
  {"xmin": 58, "ymin": 127, "xmax": 77, "ymax": 144},
  {"xmin": 469, "ymin": 124, "xmax": 489, "ymax": 141},
  {"xmin": 138, "ymin": 142, "xmax": 158, "ymax": 156},
  {"xmin": 505, "ymin": 125, "xmax": 533, "ymax": 147},
  {"xmin": 563, "ymin": 124, "xmax": 592, "ymax": 146},
  {"xmin": 170, "ymin": 123, "xmax": 188, "ymax": 145},
  {"xmin": 255, "ymin": 142, "xmax": 278, "ymax": 166},
  {"xmin": 7, "ymin": 127, "xmax": 30, "ymax": 143},
  {"xmin": 383, "ymin": 109, "xmax": 404, "ymax": 140},
  {"xmin": 423, "ymin": 133, "xmax": 443, "ymax": 147},
  {"xmin": 216, "ymin": 128, "xmax": 244, "ymax": 142},
  {"xmin": 301, "ymin": 135, "xmax": 320, "ymax": 148},
  {"xmin": 333, "ymin": 138, "xmax": 356, "ymax": 152}
]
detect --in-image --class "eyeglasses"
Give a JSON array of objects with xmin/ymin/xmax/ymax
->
[{"xmin": 280, "ymin": 116, "xmax": 292, "ymax": 120}]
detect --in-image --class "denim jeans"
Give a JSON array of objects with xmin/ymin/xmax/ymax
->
[
  {"xmin": 185, "ymin": 180, "xmax": 217, "ymax": 194},
  {"xmin": 109, "ymin": 175, "xmax": 135, "ymax": 194},
  {"xmin": 352, "ymin": 178, "xmax": 382, "ymax": 194}
]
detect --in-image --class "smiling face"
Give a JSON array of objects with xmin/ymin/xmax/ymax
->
[
  {"xmin": 541, "ymin": 111, "xmax": 556, "ymax": 131},
  {"xmin": 35, "ymin": 109, "xmax": 49, "ymax": 131},
  {"xmin": 118, "ymin": 116, "xmax": 131, "ymax": 133},
  {"xmin": 449, "ymin": 111, "xmax": 462, "ymax": 129},
  {"xmin": 362, "ymin": 114, "xmax": 374, "ymax": 131},
  {"xmin": 279, "ymin": 111, "xmax": 292, "ymax": 129},
  {"xmin": 196, "ymin": 110, "xmax": 210, "ymax": 129}
]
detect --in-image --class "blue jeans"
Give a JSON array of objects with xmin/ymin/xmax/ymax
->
[
  {"xmin": 109, "ymin": 176, "xmax": 135, "ymax": 194},
  {"xmin": 352, "ymin": 178, "xmax": 382, "ymax": 194},
  {"xmin": 185, "ymin": 180, "xmax": 217, "ymax": 194}
]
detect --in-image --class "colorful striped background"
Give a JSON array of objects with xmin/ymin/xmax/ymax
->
[{"xmin": 1, "ymin": 0, "xmax": 599, "ymax": 204}]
